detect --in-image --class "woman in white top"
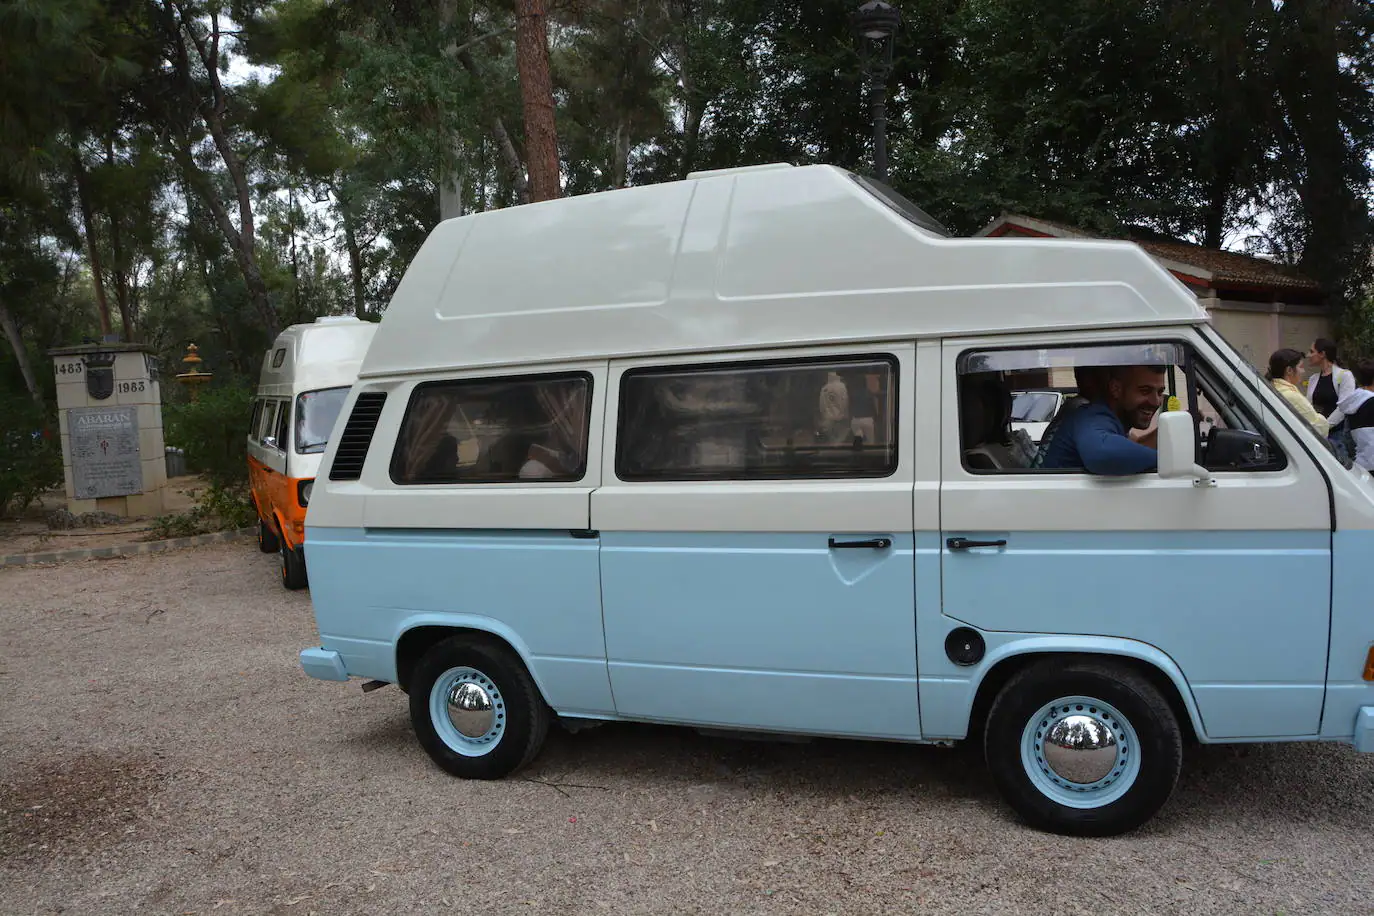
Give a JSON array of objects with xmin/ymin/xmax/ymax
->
[
  {"xmin": 1306, "ymin": 338, "xmax": 1355, "ymax": 462},
  {"xmin": 1305, "ymin": 338, "xmax": 1355, "ymax": 414}
]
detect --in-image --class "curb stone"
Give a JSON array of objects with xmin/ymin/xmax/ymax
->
[{"xmin": 1, "ymin": 526, "xmax": 256, "ymax": 568}]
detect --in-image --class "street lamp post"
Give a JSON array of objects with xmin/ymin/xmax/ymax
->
[{"xmin": 851, "ymin": 1, "xmax": 901, "ymax": 184}]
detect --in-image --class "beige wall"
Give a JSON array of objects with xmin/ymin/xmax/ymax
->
[
  {"xmin": 1278, "ymin": 315, "xmax": 1331, "ymax": 357},
  {"xmin": 1207, "ymin": 309, "xmax": 1272, "ymax": 370},
  {"xmin": 1206, "ymin": 305, "xmax": 1332, "ymax": 372}
]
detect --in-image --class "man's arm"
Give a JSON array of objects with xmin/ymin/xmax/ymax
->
[{"xmin": 1074, "ymin": 412, "xmax": 1158, "ymax": 475}]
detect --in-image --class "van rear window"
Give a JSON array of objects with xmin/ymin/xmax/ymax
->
[
  {"xmin": 390, "ymin": 374, "xmax": 592, "ymax": 485},
  {"xmin": 617, "ymin": 356, "xmax": 897, "ymax": 481}
]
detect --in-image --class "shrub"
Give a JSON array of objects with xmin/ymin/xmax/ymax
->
[
  {"xmin": 163, "ymin": 384, "xmax": 254, "ymax": 489},
  {"xmin": 0, "ymin": 394, "xmax": 63, "ymax": 518},
  {"xmin": 146, "ymin": 484, "xmax": 256, "ymax": 540},
  {"xmin": 200, "ymin": 483, "xmax": 256, "ymax": 529}
]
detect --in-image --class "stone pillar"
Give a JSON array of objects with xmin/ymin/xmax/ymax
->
[{"xmin": 49, "ymin": 344, "xmax": 168, "ymax": 518}]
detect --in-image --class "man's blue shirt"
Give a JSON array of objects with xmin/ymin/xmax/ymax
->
[{"xmin": 1039, "ymin": 402, "xmax": 1158, "ymax": 475}]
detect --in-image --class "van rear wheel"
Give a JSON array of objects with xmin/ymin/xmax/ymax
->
[
  {"xmin": 409, "ymin": 637, "xmax": 550, "ymax": 780},
  {"xmin": 984, "ymin": 660, "xmax": 1181, "ymax": 837},
  {"xmin": 258, "ymin": 518, "xmax": 279, "ymax": 554}
]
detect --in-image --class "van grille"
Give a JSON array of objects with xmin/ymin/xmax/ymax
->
[{"xmin": 329, "ymin": 392, "xmax": 387, "ymax": 481}]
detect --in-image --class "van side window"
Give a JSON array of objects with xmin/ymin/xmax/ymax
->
[
  {"xmin": 260, "ymin": 402, "xmax": 278, "ymax": 442},
  {"xmin": 390, "ymin": 374, "xmax": 592, "ymax": 484},
  {"xmin": 249, "ymin": 400, "xmax": 263, "ymax": 441},
  {"xmin": 274, "ymin": 400, "xmax": 291, "ymax": 450},
  {"xmin": 617, "ymin": 356, "xmax": 897, "ymax": 481},
  {"xmin": 958, "ymin": 342, "xmax": 1285, "ymax": 474},
  {"xmin": 272, "ymin": 348, "xmax": 286, "ymax": 369}
]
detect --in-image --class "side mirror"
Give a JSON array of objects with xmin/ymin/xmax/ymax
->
[
  {"xmin": 1157, "ymin": 411, "xmax": 1214, "ymax": 487},
  {"xmin": 262, "ymin": 435, "xmax": 278, "ymax": 450}
]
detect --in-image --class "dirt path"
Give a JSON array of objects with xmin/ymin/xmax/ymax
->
[{"xmin": 1, "ymin": 544, "xmax": 1371, "ymax": 914}]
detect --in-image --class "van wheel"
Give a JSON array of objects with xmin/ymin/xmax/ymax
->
[
  {"xmin": 409, "ymin": 637, "xmax": 550, "ymax": 780},
  {"xmin": 984, "ymin": 660, "xmax": 1181, "ymax": 837},
  {"xmin": 280, "ymin": 542, "xmax": 308, "ymax": 590},
  {"xmin": 258, "ymin": 519, "xmax": 280, "ymax": 554}
]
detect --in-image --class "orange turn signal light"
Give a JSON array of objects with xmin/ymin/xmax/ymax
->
[{"xmin": 1364, "ymin": 646, "xmax": 1374, "ymax": 682}]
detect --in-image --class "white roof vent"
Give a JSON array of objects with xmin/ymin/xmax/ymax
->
[
  {"xmin": 685, "ymin": 163, "xmax": 795, "ymax": 180},
  {"xmin": 314, "ymin": 315, "xmax": 362, "ymax": 324}
]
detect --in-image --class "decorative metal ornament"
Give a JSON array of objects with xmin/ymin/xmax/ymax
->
[{"xmin": 84, "ymin": 351, "xmax": 117, "ymax": 400}]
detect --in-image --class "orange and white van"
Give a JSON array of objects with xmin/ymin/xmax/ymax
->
[{"xmin": 248, "ymin": 316, "xmax": 377, "ymax": 589}]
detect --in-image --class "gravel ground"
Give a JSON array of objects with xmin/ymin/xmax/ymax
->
[{"xmin": 1, "ymin": 543, "xmax": 1371, "ymax": 915}]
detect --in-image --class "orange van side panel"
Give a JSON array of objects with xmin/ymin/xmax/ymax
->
[{"xmin": 248, "ymin": 454, "xmax": 310, "ymax": 549}]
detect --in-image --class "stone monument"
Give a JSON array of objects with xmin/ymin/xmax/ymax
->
[{"xmin": 49, "ymin": 343, "xmax": 168, "ymax": 518}]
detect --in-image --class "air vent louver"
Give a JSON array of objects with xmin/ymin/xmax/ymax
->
[{"xmin": 328, "ymin": 392, "xmax": 386, "ymax": 481}]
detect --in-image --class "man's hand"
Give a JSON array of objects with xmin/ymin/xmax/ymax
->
[{"xmin": 1129, "ymin": 409, "xmax": 1161, "ymax": 448}]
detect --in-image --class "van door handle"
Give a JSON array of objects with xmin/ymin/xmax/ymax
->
[
  {"xmin": 946, "ymin": 537, "xmax": 1007, "ymax": 550},
  {"xmin": 828, "ymin": 537, "xmax": 892, "ymax": 550}
]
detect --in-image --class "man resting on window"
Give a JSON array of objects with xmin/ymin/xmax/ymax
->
[{"xmin": 1039, "ymin": 365, "xmax": 1166, "ymax": 475}]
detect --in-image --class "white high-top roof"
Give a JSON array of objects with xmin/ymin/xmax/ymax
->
[
  {"xmin": 361, "ymin": 164, "xmax": 1206, "ymax": 378},
  {"xmin": 259, "ymin": 317, "xmax": 378, "ymax": 393}
]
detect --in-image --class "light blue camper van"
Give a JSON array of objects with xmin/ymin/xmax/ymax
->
[{"xmin": 299, "ymin": 163, "xmax": 1374, "ymax": 836}]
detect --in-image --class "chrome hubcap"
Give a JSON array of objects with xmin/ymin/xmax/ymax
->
[
  {"xmin": 1041, "ymin": 714, "xmax": 1119, "ymax": 784},
  {"xmin": 447, "ymin": 681, "xmax": 495, "ymax": 738},
  {"xmin": 1021, "ymin": 695, "xmax": 1140, "ymax": 808}
]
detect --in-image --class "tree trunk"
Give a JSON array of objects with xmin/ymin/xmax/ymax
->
[
  {"xmin": 513, "ymin": 0, "xmax": 561, "ymax": 202},
  {"xmin": 0, "ymin": 302, "xmax": 43, "ymax": 405},
  {"xmin": 336, "ymin": 190, "xmax": 368, "ymax": 318},
  {"xmin": 104, "ymin": 138, "xmax": 137, "ymax": 339},
  {"xmin": 1202, "ymin": 167, "xmax": 1231, "ymax": 251},
  {"xmin": 1273, "ymin": 0, "xmax": 1370, "ymax": 313},
  {"xmin": 680, "ymin": 99, "xmax": 705, "ymax": 180},
  {"xmin": 70, "ymin": 148, "xmax": 115, "ymax": 340},
  {"xmin": 169, "ymin": 139, "xmax": 278, "ymax": 337},
  {"xmin": 452, "ymin": 48, "xmax": 531, "ymax": 204},
  {"xmin": 165, "ymin": 1, "xmax": 278, "ymax": 337},
  {"xmin": 612, "ymin": 121, "xmax": 631, "ymax": 188},
  {"xmin": 671, "ymin": 0, "xmax": 707, "ymax": 179},
  {"xmin": 439, "ymin": 134, "xmax": 466, "ymax": 220}
]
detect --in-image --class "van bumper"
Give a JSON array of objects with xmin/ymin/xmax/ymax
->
[
  {"xmin": 1357, "ymin": 707, "xmax": 1374, "ymax": 753},
  {"xmin": 300, "ymin": 647, "xmax": 349, "ymax": 682}
]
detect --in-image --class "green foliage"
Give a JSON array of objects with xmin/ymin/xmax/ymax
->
[
  {"xmin": 1337, "ymin": 294, "xmax": 1374, "ymax": 366},
  {"xmin": 162, "ymin": 384, "xmax": 254, "ymax": 489},
  {"xmin": 1, "ymin": 0, "xmax": 1372, "ymax": 385},
  {"xmin": 149, "ymin": 510, "xmax": 203, "ymax": 539},
  {"xmin": 0, "ymin": 394, "xmax": 62, "ymax": 518},
  {"xmin": 199, "ymin": 483, "xmax": 257, "ymax": 529},
  {"xmin": 148, "ymin": 482, "xmax": 256, "ymax": 540}
]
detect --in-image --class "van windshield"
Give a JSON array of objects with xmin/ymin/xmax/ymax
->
[
  {"xmin": 1011, "ymin": 391, "xmax": 1061, "ymax": 423},
  {"xmin": 295, "ymin": 387, "xmax": 350, "ymax": 454}
]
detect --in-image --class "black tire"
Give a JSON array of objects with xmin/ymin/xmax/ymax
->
[
  {"xmin": 280, "ymin": 542, "xmax": 308, "ymax": 590},
  {"xmin": 984, "ymin": 659, "xmax": 1182, "ymax": 837},
  {"xmin": 409, "ymin": 637, "xmax": 550, "ymax": 780},
  {"xmin": 258, "ymin": 518, "xmax": 280, "ymax": 554}
]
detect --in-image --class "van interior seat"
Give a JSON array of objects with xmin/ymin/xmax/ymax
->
[{"xmin": 961, "ymin": 375, "xmax": 1029, "ymax": 471}]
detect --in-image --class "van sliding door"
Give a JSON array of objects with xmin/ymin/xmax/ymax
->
[{"xmin": 591, "ymin": 345, "xmax": 921, "ymax": 739}]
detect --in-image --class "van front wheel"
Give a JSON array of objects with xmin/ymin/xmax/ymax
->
[
  {"xmin": 409, "ymin": 638, "xmax": 550, "ymax": 780},
  {"xmin": 984, "ymin": 660, "xmax": 1182, "ymax": 837}
]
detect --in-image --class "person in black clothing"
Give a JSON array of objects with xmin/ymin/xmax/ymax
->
[{"xmin": 1306, "ymin": 338, "xmax": 1356, "ymax": 463}]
